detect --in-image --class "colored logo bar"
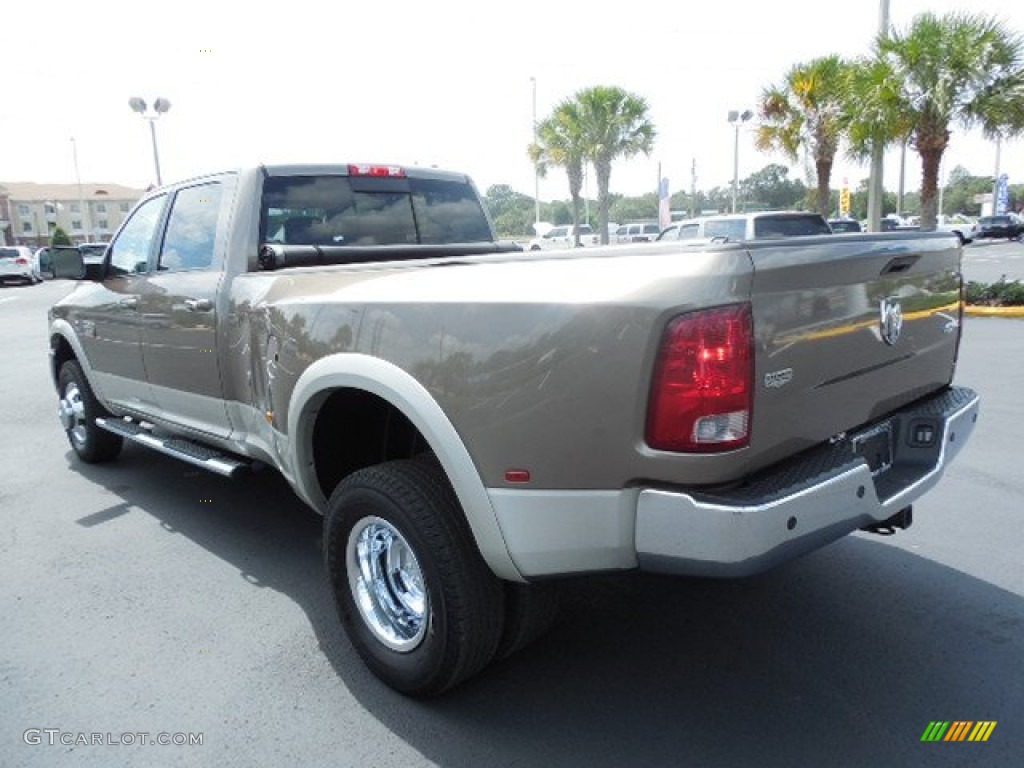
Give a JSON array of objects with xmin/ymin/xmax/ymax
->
[{"xmin": 921, "ymin": 721, "xmax": 997, "ymax": 742}]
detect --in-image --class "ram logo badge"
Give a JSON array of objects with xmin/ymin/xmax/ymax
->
[
  {"xmin": 764, "ymin": 368, "xmax": 794, "ymax": 389},
  {"xmin": 880, "ymin": 297, "xmax": 903, "ymax": 346}
]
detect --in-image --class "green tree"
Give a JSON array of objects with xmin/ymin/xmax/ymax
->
[
  {"xmin": 610, "ymin": 193, "xmax": 658, "ymax": 224},
  {"xmin": 547, "ymin": 200, "xmax": 573, "ymax": 226},
  {"xmin": 51, "ymin": 226, "xmax": 72, "ymax": 246},
  {"xmin": 574, "ymin": 85, "xmax": 656, "ymax": 244},
  {"xmin": 756, "ymin": 55, "xmax": 847, "ymax": 216},
  {"xmin": 740, "ymin": 164, "xmax": 808, "ymax": 211},
  {"xmin": 851, "ymin": 178, "xmax": 898, "ymax": 220},
  {"xmin": 484, "ymin": 184, "xmax": 535, "ymax": 237},
  {"xmin": 845, "ymin": 12, "xmax": 1024, "ymax": 228},
  {"xmin": 528, "ymin": 100, "xmax": 588, "ymax": 245},
  {"xmin": 939, "ymin": 165, "xmax": 1005, "ymax": 216}
]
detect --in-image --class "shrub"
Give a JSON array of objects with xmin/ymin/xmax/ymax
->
[{"xmin": 965, "ymin": 279, "xmax": 1024, "ymax": 306}]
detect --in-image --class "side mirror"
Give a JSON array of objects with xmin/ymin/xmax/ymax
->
[{"xmin": 51, "ymin": 247, "xmax": 85, "ymax": 279}]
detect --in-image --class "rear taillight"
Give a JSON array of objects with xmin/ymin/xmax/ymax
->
[
  {"xmin": 16, "ymin": 257, "xmax": 29, "ymax": 265},
  {"xmin": 646, "ymin": 304, "xmax": 754, "ymax": 453}
]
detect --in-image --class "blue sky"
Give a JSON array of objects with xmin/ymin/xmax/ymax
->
[{"xmin": 2, "ymin": 0, "xmax": 1021, "ymax": 201}]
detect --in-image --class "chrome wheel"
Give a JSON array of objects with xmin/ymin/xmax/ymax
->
[
  {"xmin": 346, "ymin": 516, "xmax": 428, "ymax": 652},
  {"xmin": 59, "ymin": 381, "xmax": 88, "ymax": 448}
]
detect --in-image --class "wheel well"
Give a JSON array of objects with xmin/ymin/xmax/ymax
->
[
  {"xmin": 311, "ymin": 388, "xmax": 432, "ymax": 502},
  {"xmin": 51, "ymin": 335, "xmax": 76, "ymax": 387}
]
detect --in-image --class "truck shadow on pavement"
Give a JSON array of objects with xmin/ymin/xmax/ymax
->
[{"xmin": 69, "ymin": 445, "xmax": 1022, "ymax": 768}]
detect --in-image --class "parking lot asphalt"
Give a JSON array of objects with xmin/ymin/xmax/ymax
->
[{"xmin": 2, "ymin": 277, "xmax": 1022, "ymax": 768}]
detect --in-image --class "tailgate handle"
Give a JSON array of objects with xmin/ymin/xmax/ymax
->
[{"xmin": 880, "ymin": 255, "xmax": 920, "ymax": 275}]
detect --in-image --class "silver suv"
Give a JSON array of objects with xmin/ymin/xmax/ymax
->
[
  {"xmin": 666, "ymin": 211, "xmax": 832, "ymax": 242},
  {"xmin": 615, "ymin": 221, "xmax": 661, "ymax": 243}
]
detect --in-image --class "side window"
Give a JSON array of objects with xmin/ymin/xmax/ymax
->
[
  {"xmin": 108, "ymin": 196, "xmax": 166, "ymax": 276},
  {"xmin": 159, "ymin": 183, "xmax": 223, "ymax": 271},
  {"xmin": 705, "ymin": 220, "xmax": 745, "ymax": 240},
  {"xmin": 677, "ymin": 224, "xmax": 699, "ymax": 239}
]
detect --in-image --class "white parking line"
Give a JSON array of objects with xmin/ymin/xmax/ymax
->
[{"xmin": 0, "ymin": 296, "xmax": 20, "ymax": 305}]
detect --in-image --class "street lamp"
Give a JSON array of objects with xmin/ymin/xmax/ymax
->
[
  {"xmin": 728, "ymin": 109, "xmax": 753, "ymax": 213},
  {"xmin": 128, "ymin": 96, "xmax": 172, "ymax": 186},
  {"xmin": 530, "ymin": 76, "xmax": 540, "ymax": 228}
]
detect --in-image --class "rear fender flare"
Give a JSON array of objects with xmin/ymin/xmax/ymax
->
[{"xmin": 287, "ymin": 353, "xmax": 522, "ymax": 582}]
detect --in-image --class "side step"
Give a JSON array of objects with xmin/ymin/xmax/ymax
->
[{"xmin": 96, "ymin": 417, "xmax": 250, "ymax": 478}]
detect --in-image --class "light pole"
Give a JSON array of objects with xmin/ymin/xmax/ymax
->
[
  {"xmin": 128, "ymin": 97, "xmax": 171, "ymax": 186},
  {"xmin": 992, "ymin": 134, "xmax": 1003, "ymax": 215},
  {"xmin": 530, "ymin": 77, "xmax": 540, "ymax": 228},
  {"xmin": 866, "ymin": 0, "xmax": 890, "ymax": 231},
  {"xmin": 70, "ymin": 137, "xmax": 91, "ymax": 242},
  {"xmin": 728, "ymin": 109, "xmax": 753, "ymax": 213}
]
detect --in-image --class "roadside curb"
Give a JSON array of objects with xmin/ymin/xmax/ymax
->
[{"xmin": 965, "ymin": 305, "xmax": 1024, "ymax": 318}]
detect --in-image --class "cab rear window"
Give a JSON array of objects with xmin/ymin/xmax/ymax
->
[{"xmin": 261, "ymin": 175, "xmax": 492, "ymax": 246}]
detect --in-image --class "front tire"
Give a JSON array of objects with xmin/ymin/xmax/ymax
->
[
  {"xmin": 57, "ymin": 360, "xmax": 123, "ymax": 463},
  {"xmin": 324, "ymin": 459, "xmax": 505, "ymax": 696}
]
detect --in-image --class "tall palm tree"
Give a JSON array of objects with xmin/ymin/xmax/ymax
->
[
  {"xmin": 574, "ymin": 86, "xmax": 656, "ymax": 244},
  {"xmin": 528, "ymin": 100, "xmax": 588, "ymax": 246},
  {"xmin": 844, "ymin": 12, "xmax": 1024, "ymax": 229},
  {"xmin": 756, "ymin": 55, "xmax": 847, "ymax": 217}
]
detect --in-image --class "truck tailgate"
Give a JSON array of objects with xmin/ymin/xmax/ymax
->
[{"xmin": 747, "ymin": 233, "xmax": 962, "ymax": 466}]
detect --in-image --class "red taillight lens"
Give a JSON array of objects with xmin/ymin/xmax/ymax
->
[
  {"xmin": 348, "ymin": 164, "xmax": 406, "ymax": 177},
  {"xmin": 646, "ymin": 304, "xmax": 754, "ymax": 452},
  {"xmin": 16, "ymin": 257, "xmax": 29, "ymax": 265}
]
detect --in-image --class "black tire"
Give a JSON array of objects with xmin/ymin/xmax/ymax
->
[
  {"xmin": 57, "ymin": 360, "xmax": 123, "ymax": 463},
  {"xmin": 494, "ymin": 580, "xmax": 560, "ymax": 660},
  {"xmin": 324, "ymin": 459, "xmax": 505, "ymax": 696}
]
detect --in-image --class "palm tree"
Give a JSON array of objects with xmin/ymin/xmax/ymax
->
[
  {"xmin": 844, "ymin": 12, "xmax": 1024, "ymax": 229},
  {"xmin": 756, "ymin": 55, "xmax": 847, "ymax": 217},
  {"xmin": 528, "ymin": 100, "xmax": 588, "ymax": 246},
  {"xmin": 574, "ymin": 86, "xmax": 656, "ymax": 244}
]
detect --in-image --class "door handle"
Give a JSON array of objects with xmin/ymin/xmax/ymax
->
[
  {"xmin": 118, "ymin": 297, "xmax": 139, "ymax": 309},
  {"xmin": 184, "ymin": 298, "xmax": 213, "ymax": 312}
]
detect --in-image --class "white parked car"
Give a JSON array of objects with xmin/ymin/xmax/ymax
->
[
  {"xmin": 615, "ymin": 221, "xmax": 661, "ymax": 243},
  {"xmin": 0, "ymin": 246, "xmax": 42, "ymax": 284},
  {"xmin": 526, "ymin": 224, "xmax": 600, "ymax": 250},
  {"xmin": 661, "ymin": 212, "xmax": 833, "ymax": 243},
  {"xmin": 933, "ymin": 214, "xmax": 976, "ymax": 245}
]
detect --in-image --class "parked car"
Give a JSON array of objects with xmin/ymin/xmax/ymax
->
[
  {"xmin": 828, "ymin": 218, "xmax": 863, "ymax": 233},
  {"xmin": 879, "ymin": 216, "xmax": 918, "ymax": 232},
  {"xmin": 615, "ymin": 221, "xmax": 661, "ymax": 243},
  {"xmin": 932, "ymin": 214, "xmax": 976, "ymax": 245},
  {"xmin": 527, "ymin": 224, "xmax": 600, "ymax": 250},
  {"xmin": 656, "ymin": 224, "xmax": 679, "ymax": 240},
  {"xmin": 974, "ymin": 213, "xmax": 1024, "ymax": 241},
  {"xmin": 0, "ymin": 246, "xmax": 42, "ymax": 284},
  {"xmin": 661, "ymin": 211, "xmax": 833, "ymax": 243}
]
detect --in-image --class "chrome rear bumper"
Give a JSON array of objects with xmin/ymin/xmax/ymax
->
[{"xmin": 635, "ymin": 386, "xmax": 980, "ymax": 576}]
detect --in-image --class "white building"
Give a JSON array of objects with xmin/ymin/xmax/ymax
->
[{"xmin": 0, "ymin": 182, "xmax": 147, "ymax": 247}]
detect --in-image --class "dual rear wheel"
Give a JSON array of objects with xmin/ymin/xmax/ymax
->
[{"xmin": 324, "ymin": 458, "xmax": 557, "ymax": 696}]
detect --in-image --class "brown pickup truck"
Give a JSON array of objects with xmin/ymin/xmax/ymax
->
[{"xmin": 48, "ymin": 163, "xmax": 979, "ymax": 695}]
